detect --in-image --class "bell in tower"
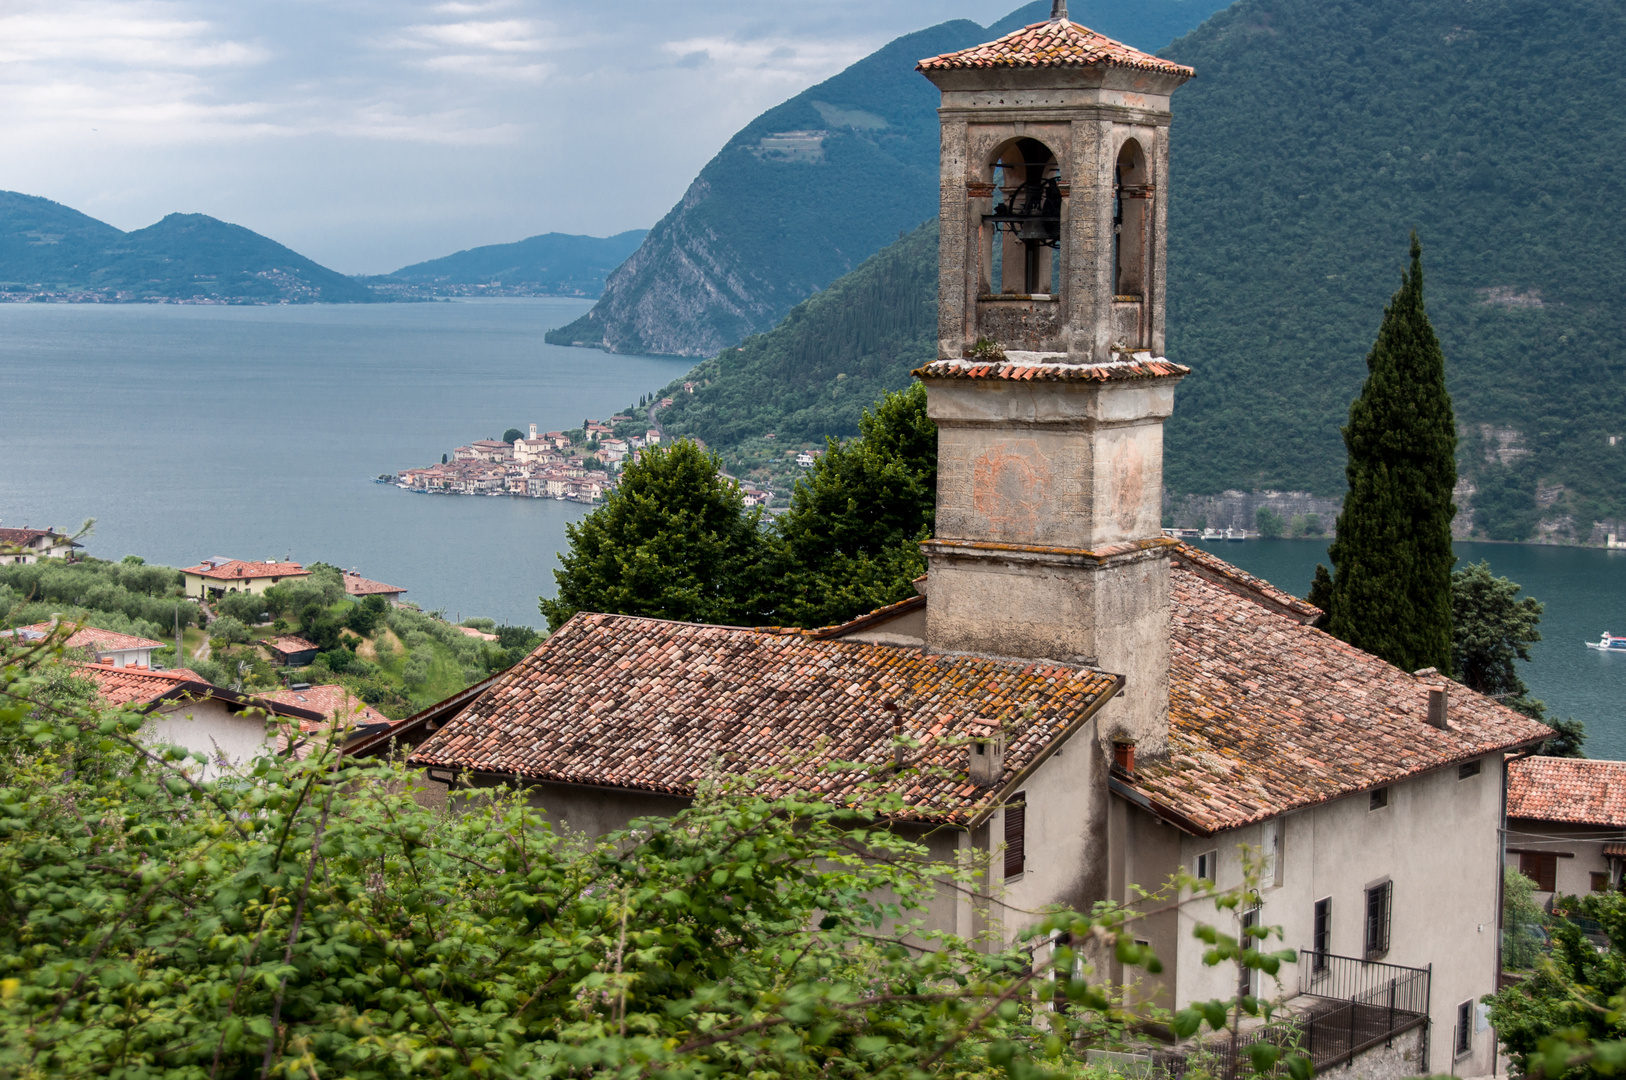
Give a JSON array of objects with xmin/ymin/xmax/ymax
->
[{"xmin": 918, "ymin": 1, "xmax": 1194, "ymax": 363}]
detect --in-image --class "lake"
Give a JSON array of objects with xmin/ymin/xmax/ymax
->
[
  {"xmin": 2, "ymin": 302, "xmax": 1622, "ymax": 756},
  {"xmin": 0, "ymin": 299, "xmax": 691, "ymax": 628}
]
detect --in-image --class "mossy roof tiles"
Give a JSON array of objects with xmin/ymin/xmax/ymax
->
[
  {"xmin": 409, "ymin": 613, "xmax": 1118, "ymax": 822},
  {"xmin": 917, "ymin": 19, "xmax": 1195, "ymax": 77},
  {"xmin": 1507, "ymin": 756, "xmax": 1626, "ymax": 828}
]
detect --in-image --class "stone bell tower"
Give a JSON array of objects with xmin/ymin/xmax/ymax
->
[{"xmin": 913, "ymin": 4, "xmax": 1193, "ymax": 755}]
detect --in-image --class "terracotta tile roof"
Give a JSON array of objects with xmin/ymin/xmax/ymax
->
[
  {"xmin": 1507, "ymin": 757, "xmax": 1626, "ymax": 828},
  {"xmin": 917, "ymin": 18, "xmax": 1195, "ymax": 77},
  {"xmin": 262, "ymin": 684, "xmax": 390, "ymax": 728},
  {"xmin": 182, "ymin": 560, "xmax": 309, "ymax": 581},
  {"xmin": 266, "ymin": 635, "xmax": 319, "ymax": 654},
  {"xmin": 342, "ymin": 572, "xmax": 406, "ymax": 597},
  {"xmin": 13, "ymin": 622, "xmax": 165, "ymax": 653},
  {"xmin": 912, "ymin": 357, "xmax": 1190, "ymax": 382},
  {"xmin": 1118, "ymin": 560, "xmax": 1553, "ymax": 834},
  {"xmin": 0, "ymin": 527, "xmax": 73, "ymax": 547},
  {"xmin": 76, "ymin": 664, "xmax": 321, "ymax": 724},
  {"xmin": 1167, "ymin": 543, "xmax": 1322, "ymax": 624},
  {"xmin": 410, "ymin": 613, "xmax": 1120, "ymax": 823}
]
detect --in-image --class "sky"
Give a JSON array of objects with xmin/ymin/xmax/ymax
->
[{"xmin": 0, "ymin": 0, "xmax": 1018, "ymax": 274}]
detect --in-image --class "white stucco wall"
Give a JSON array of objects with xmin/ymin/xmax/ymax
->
[
  {"xmin": 141, "ymin": 698, "xmax": 280, "ymax": 776},
  {"xmin": 1506, "ymin": 818, "xmax": 1617, "ymax": 900},
  {"xmin": 1161, "ymin": 756, "xmax": 1504, "ymax": 1075}
]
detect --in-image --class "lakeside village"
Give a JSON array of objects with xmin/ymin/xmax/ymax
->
[{"xmin": 383, "ymin": 406, "xmax": 810, "ymax": 508}]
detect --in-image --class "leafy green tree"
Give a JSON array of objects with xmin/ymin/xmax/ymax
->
[
  {"xmin": 502, "ymin": 427, "xmax": 524, "ymax": 444},
  {"xmin": 1501, "ymin": 864, "xmax": 1548, "ymax": 971},
  {"xmin": 1542, "ymin": 717, "xmax": 1589, "ymax": 759},
  {"xmin": 1452, "ymin": 560, "xmax": 1547, "ymax": 719},
  {"xmin": 540, "ymin": 440, "xmax": 768, "ymax": 630},
  {"xmin": 1325, "ymin": 234, "xmax": 1457, "ymax": 674},
  {"xmin": 207, "ymin": 615, "xmax": 250, "ymax": 646},
  {"xmin": 1254, "ymin": 506, "xmax": 1285, "ymax": 538},
  {"xmin": 345, "ymin": 593, "xmax": 389, "ymax": 636},
  {"xmin": 769, "ymin": 383, "xmax": 936, "ymax": 628}
]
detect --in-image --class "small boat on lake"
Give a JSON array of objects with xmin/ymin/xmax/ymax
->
[{"xmin": 1586, "ymin": 632, "xmax": 1626, "ymax": 652}]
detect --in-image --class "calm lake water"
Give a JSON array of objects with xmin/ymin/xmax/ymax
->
[
  {"xmin": 0, "ymin": 299, "xmax": 691, "ymax": 628},
  {"xmin": 3, "ymin": 302, "xmax": 1622, "ymax": 755},
  {"xmin": 1213, "ymin": 539, "xmax": 1626, "ymax": 760}
]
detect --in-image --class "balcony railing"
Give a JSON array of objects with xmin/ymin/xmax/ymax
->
[{"xmin": 1146, "ymin": 952, "xmax": 1431, "ymax": 1080}]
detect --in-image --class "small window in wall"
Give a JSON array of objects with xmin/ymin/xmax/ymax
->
[
  {"xmin": 1195, "ymin": 850, "xmax": 1217, "ymax": 883},
  {"xmin": 1004, "ymin": 791, "xmax": 1026, "ymax": 879},
  {"xmin": 1592, "ymin": 872, "xmax": 1610, "ymax": 893},
  {"xmin": 1369, "ymin": 787, "xmax": 1389, "ymax": 810},
  {"xmin": 1113, "ymin": 140, "xmax": 1150, "ymax": 299},
  {"xmin": 1312, "ymin": 898, "xmax": 1332, "ymax": 971},
  {"xmin": 1364, "ymin": 880, "xmax": 1392, "ymax": 958},
  {"xmin": 1520, "ymin": 852, "xmax": 1559, "ymax": 892},
  {"xmin": 1456, "ymin": 1000, "xmax": 1474, "ymax": 1056},
  {"xmin": 1263, "ymin": 818, "xmax": 1283, "ymax": 886},
  {"xmin": 1459, "ymin": 759, "xmax": 1482, "ymax": 780},
  {"xmin": 1241, "ymin": 908, "xmax": 1261, "ymax": 996}
]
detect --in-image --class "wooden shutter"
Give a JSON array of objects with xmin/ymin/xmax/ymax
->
[
  {"xmin": 1520, "ymin": 852, "xmax": 1558, "ymax": 892},
  {"xmin": 1004, "ymin": 792, "xmax": 1026, "ymax": 878}
]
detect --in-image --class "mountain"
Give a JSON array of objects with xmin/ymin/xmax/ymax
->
[
  {"xmin": 377, "ymin": 230, "xmax": 649, "ymax": 297},
  {"xmin": 547, "ymin": 0, "xmax": 1236, "ymax": 357},
  {"xmin": 0, "ymin": 192, "xmax": 373, "ymax": 303},
  {"xmin": 1158, "ymin": 0, "xmax": 1626, "ymax": 540},
  {"xmin": 644, "ymin": 0, "xmax": 1626, "ymax": 543}
]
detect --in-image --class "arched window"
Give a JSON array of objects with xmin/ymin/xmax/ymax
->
[
  {"xmin": 984, "ymin": 138, "xmax": 1062, "ymax": 297},
  {"xmin": 1114, "ymin": 140, "xmax": 1149, "ymax": 299}
]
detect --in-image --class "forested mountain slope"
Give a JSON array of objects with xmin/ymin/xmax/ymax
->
[
  {"xmin": 651, "ymin": 0, "xmax": 1626, "ymax": 542},
  {"xmin": 1160, "ymin": 0, "xmax": 1626, "ymax": 539},
  {"xmin": 0, "ymin": 193, "xmax": 371, "ymax": 303},
  {"xmin": 379, "ymin": 230, "xmax": 648, "ymax": 296},
  {"xmin": 547, "ymin": 0, "xmax": 1235, "ymax": 358}
]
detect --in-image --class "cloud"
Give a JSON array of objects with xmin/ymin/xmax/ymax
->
[{"xmin": 0, "ymin": 1, "xmax": 266, "ymax": 67}]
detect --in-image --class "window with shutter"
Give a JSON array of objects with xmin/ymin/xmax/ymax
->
[
  {"xmin": 1004, "ymin": 792, "xmax": 1026, "ymax": 878},
  {"xmin": 1364, "ymin": 881, "xmax": 1391, "ymax": 958},
  {"xmin": 1519, "ymin": 852, "xmax": 1558, "ymax": 892},
  {"xmin": 1312, "ymin": 897, "xmax": 1331, "ymax": 972}
]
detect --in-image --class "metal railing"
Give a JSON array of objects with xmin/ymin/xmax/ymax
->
[{"xmin": 1146, "ymin": 952, "xmax": 1431, "ymax": 1079}]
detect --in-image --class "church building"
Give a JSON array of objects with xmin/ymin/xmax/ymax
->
[{"xmin": 406, "ymin": 5, "xmax": 1550, "ymax": 1074}]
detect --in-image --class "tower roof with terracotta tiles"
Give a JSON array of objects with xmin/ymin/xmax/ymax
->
[{"xmin": 917, "ymin": 18, "xmax": 1194, "ymax": 78}]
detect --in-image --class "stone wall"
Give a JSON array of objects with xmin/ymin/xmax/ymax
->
[
  {"xmin": 1164, "ymin": 489, "xmax": 1343, "ymax": 534},
  {"xmin": 1315, "ymin": 1024, "xmax": 1427, "ymax": 1080}
]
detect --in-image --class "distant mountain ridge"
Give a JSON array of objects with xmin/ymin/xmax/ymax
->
[
  {"xmin": 369, "ymin": 230, "xmax": 649, "ymax": 298},
  {"xmin": 0, "ymin": 192, "xmax": 372, "ymax": 303},
  {"xmin": 547, "ymin": 0, "xmax": 1235, "ymax": 357}
]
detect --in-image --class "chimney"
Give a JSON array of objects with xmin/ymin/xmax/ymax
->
[
  {"xmin": 1413, "ymin": 668, "xmax": 1449, "ymax": 729},
  {"xmin": 968, "ymin": 723, "xmax": 1005, "ymax": 786},
  {"xmin": 1113, "ymin": 740, "xmax": 1136, "ymax": 775},
  {"xmin": 885, "ymin": 701, "xmax": 906, "ymax": 768}
]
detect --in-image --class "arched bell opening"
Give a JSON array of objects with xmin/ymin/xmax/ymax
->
[
  {"xmin": 1113, "ymin": 140, "xmax": 1150, "ymax": 300},
  {"xmin": 981, "ymin": 137, "xmax": 1063, "ymax": 297}
]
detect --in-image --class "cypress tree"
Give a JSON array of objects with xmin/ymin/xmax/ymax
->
[{"xmin": 1323, "ymin": 233, "xmax": 1457, "ymax": 673}]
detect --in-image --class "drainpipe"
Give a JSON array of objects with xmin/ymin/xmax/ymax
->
[{"xmin": 1496, "ymin": 746, "xmax": 1544, "ymax": 1052}]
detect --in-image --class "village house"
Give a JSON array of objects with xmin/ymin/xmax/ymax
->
[
  {"xmin": 6, "ymin": 621, "xmax": 166, "ymax": 669},
  {"xmin": 182, "ymin": 558, "xmax": 310, "ymax": 600},
  {"xmin": 513, "ymin": 424, "xmax": 558, "ymax": 465},
  {"xmin": 83, "ymin": 663, "xmax": 322, "ymax": 777},
  {"xmin": 341, "ymin": 570, "xmax": 407, "ymax": 603},
  {"xmin": 404, "ymin": 9, "xmax": 1549, "ymax": 1075},
  {"xmin": 265, "ymin": 636, "xmax": 320, "ymax": 667},
  {"xmin": 1505, "ymin": 756, "xmax": 1626, "ymax": 898},
  {"xmin": 262, "ymin": 683, "xmax": 394, "ymax": 758},
  {"xmin": 0, "ymin": 526, "xmax": 79, "ymax": 564}
]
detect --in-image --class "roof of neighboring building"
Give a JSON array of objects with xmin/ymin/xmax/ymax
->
[
  {"xmin": 409, "ymin": 613, "xmax": 1120, "ymax": 823},
  {"xmin": 11, "ymin": 622, "xmax": 165, "ymax": 653},
  {"xmin": 1167, "ymin": 543, "xmax": 1322, "ymax": 624},
  {"xmin": 458, "ymin": 626, "xmax": 499, "ymax": 642},
  {"xmin": 1116, "ymin": 549, "xmax": 1553, "ymax": 834},
  {"xmin": 917, "ymin": 18, "xmax": 1196, "ymax": 77},
  {"xmin": 912, "ymin": 357, "xmax": 1190, "ymax": 383},
  {"xmin": 0, "ymin": 527, "xmax": 75, "ymax": 547},
  {"xmin": 342, "ymin": 572, "xmax": 407, "ymax": 597},
  {"xmin": 262, "ymin": 684, "xmax": 390, "ymax": 728},
  {"xmin": 1507, "ymin": 757, "xmax": 1626, "ymax": 828},
  {"xmin": 182, "ymin": 560, "xmax": 309, "ymax": 581},
  {"xmin": 266, "ymin": 635, "xmax": 320, "ymax": 654},
  {"xmin": 77, "ymin": 664, "xmax": 322, "ymax": 721}
]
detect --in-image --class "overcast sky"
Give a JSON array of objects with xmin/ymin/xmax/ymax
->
[{"xmin": 0, "ymin": 0, "xmax": 1019, "ymax": 273}]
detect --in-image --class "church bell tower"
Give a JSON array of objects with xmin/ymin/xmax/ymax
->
[
  {"xmin": 912, "ymin": 6, "xmax": 1194, "ymax": 755},
  {"xmin": 918, "ymin": 0, "xmax": 1193, "ymax": 363}
]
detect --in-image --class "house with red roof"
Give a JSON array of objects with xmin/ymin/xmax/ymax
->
[
  {"xmin": 341, "ymin": 569, "xmax": 407, "ymax": 602},
  {"xmin": 403, "ymin": 10, "xmax": 1547, "ymax": 1075},
  {"xmin": 182, "ymin": 557, "xmax": 310, "ymax": 600},
  {"xmin": 7, "ymin": 621, "xmax": 165, "ymax": 668},
  {"xmin": 80, "ymin": 664, "xmax": 322, "ymax": 777},
  {"xmin": 0, "ymin": 526, "xmax": 79, "ymax": 564},
  {"xmin": 1505, "ymin": 757, "xmax": 1626, "ymax": 898}
]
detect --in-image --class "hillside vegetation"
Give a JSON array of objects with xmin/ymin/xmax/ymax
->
[
  {"xmin": 1159, "ymin": 0, "xmax": 1626, "ymax": 539},
  {"xmin": 642, "ymin": 0, "xmax": 1626, "ymax": 542},
  {"xmin": 547, "ymin": 0, "xmax": 1233, "ymax": 357},
  {"xmin": 0, "ymin": 192, "xmax": 373, "ymax": 303},
  {"xmin": 375, "ymin": 229, "xmax": 649, "ymax": 297}
]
